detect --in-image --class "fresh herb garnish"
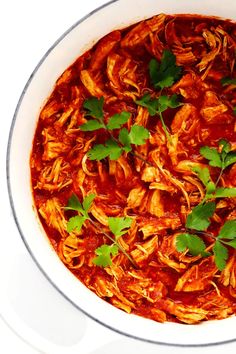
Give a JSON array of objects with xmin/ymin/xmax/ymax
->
[
  {"xmin": 221, "ymin": 77, "xmax": 236, "ymax": 86},
  {"xmin": 213, "ymin": 220, "xmax": 236, "ymax": 270},
  {"xmin": 135, "ymin": 93, "xmax": 182, "ymax": 142},
  {"xmin": 176, "ymin": 233, "xmax": 207, "ymax": 256},
  {"xmin": 108, "ymin": 217, "xmax": 133, "ymax": 238},
  {"xmin": 176, "ymin": 221, "xmax": 236, "ymax": 271},
  {"xmin": 80, "ymin": 97, "xmax": 149, "ymax": 162},
  {"xmin": 200, "ymin": 139, "xmax": 236, "ymax": 186},
  {"xmin": 185, "ymin": 201, "xmax": 216, "ymax": 231},
  {"xmin": 93, "ymin": 244, "xmax": 119, "ymax": 267},
  {"xmin": 176, "ymin": 139, "xmax": 236, "ymax": 270},
  {"xmin": 106, "ymin": 111, "xmax": 131, "ymax": 130},
  {"xmin": 93, "ymin": 217, "xmax": 133, "ymax": 267},
  {"xmin": 65, "ymin": 194, "xmax": 135, "ymax": 267},
  {"xmin": 83, "ymin": 96, "xmax": 104, "ymax": 119},
  {"xmin": 149, "ymin": 50, "xmax": 182, "ymax": 90},
  {"xmin": 213, "ymin": 240, "xmax": 228, "ymax": 271},
  {"xmin": 137, "ymin": 50, "xmax": 182, "ymax": 142},
  {"xmin": 87, "ymin": 125, "xmax": 149, "ymax": 161},
  {"xmin": 65, "ymin": 193, "xmax": 96, "ymax": 232},
  {"xmin": 80, "ymin": 97, "xmax": 130, "ymax": 132},
  {"xmin": 192, "ymin": 166, "xmax": 216, "ymax": 197},
  {"xmin": 118, "ymin": 125, "xmax": 150, "ymax": 151},
  {"xmin": 88, "ymin": 139, "xmax": 123, "ymax": 161}
]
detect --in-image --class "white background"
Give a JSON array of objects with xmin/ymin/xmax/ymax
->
[{"xmin": 1, "ymin": 1, "xmax": 236, "ymax": 353}]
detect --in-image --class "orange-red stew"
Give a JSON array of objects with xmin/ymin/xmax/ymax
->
[{"xmin": 31, "ymin": 14, "xmax": 236, "ymax": 324}]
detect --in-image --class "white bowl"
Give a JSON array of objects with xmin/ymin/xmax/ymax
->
[{"xmin": 7, "ymin": 0, "xmax": 236, "ymax": 347}]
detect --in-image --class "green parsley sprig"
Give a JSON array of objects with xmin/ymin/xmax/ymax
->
[
  {"xmin": 80, "ymin": 97, "xmax": 149, "ymax": 162},
  {"xmin": 176, "ymin": 139, "xmax": 236, "ymax": 270},
  {"xmin": 135, "ymin": 50, "xmax": 182, "ymax": 143},
  {"xmin": 149, "ymin": 50, "xmax": 182, "ymax": 90},
  {"xmin": 135, "ymin": 93, "xmax": 182, "ymax": 143},
  {"xmin": 93, "ymin": 217, "xmax": 133, "ymax": 267},
  {"xmin": 88, "ymin": 125, "xmax": 149, "ymax": 161},
  {"xmin": 65, "ymin": 193, "xmax": 96, "ymax": 232},
  {"xmin": 176, "ymin": 220, "xmax": 236, "ymax": 271},
  {"xmin": 200, "ymin": 139, "xmax": 236, "ymax": 187},
  {"xmin": 65, "ymin": 193, "xmax": 135, "ymax": 267}
]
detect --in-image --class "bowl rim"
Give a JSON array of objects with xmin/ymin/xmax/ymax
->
[{"xmin": 6, "ymin": 0, "xmax": 236, "ymax": 347}]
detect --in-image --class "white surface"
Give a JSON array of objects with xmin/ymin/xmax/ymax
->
[{"xmin": 1, "ymin": 0, "xmax": 236, "ymax": 353}]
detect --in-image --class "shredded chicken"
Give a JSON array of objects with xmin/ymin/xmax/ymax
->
[{"xmin": 31, "ymin": 13, "xmax": 236, "ymax": 325}]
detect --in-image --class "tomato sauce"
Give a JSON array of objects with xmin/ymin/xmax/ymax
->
[{"xmin": 31, "ymin": 14, "xmax": 236, "ymax": 324}]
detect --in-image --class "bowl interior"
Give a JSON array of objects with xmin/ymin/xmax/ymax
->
[{"xmin": 7, "ymin": 0, "xmax": 236, "ymax": 346}]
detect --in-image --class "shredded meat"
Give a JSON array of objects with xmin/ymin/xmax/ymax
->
[{"xmin": 31, "ymin": 13, "xmax": 236, "ymax": 325}]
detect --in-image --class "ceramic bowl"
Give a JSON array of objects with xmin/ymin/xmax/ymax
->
[{"xmin": 7, "ymin": 0, "xmax": 236, "ymax": 346}]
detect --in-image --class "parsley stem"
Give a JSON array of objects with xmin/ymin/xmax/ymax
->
[
  {"xmin": 215, "ymin": 168, "xmax": 223, "ymax": 187},
  {"xmin": 130, "ymin": 151, "xmax": 153, "ymax": 166},
  {"xmin": 191, "ymin": 230, "xmax": 216, "ymax": 240},
  {"xmin": 159, "ymin": 112, "xmax": 172, "ymax": 145},
  {"xmin": 187, "ymin": 229, "xmax": 232, "ymax": 250},
  {"xmin": 88, "ymin": 218, "xmax": 137, "ymax": 268}
]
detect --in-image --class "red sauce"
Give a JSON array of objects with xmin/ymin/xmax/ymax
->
[{"xmin": 31, "ymin": 14, "xmax": 236, "ymax": 324}]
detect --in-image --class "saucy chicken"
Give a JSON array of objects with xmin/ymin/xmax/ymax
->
[{"xmin": 31, "ymin": 14, "xmax": 236, "ymax": 324}]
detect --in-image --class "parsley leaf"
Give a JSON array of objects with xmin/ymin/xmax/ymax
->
[
  {"xmin": 221, "ymin": 77, "xmax": 236, "ymax": 86},
  {"xmin": 200, "ymin": 140, "xmax": 236, "ymax": 171},
  {"xmin": 176, "ymin": 233, "xmax": 207, "ymax": 256},
  {"xmin": 65, "ymin": 193, "xmax": 84, "ymax": 213},
  {"xmin": 200, "ymin": 146, "xmax": 222, "ymax": 168},
  {"xmin": 135, "ymin": 94, "xmax": 159, "ymax": 116},
  {"xmin": 136, "ymin": 94, "xmax": 181, "ymax": 115},
  {"xmin": 129, "ymin": 125, "xmax": 150, "ymax": 145},
  {"xmin": 119, "ymin": 128, "xmax": 132, "ymax": 152},
  {"xmin": 93, "ymin": 216, "xmax": 133, "ymax": 267},
  {"xmin": 67, "ymin": 215, "xmax": 86, "ymax": 233},
  {"xmin": 107, "ymin": 112, "xmax": 131, "ymax": 130},
  {"xmin": 224, "ymin": 152, "xmax": 236, "ymax": 168},
  {"xmin": 82, "ymin": 97, "xmax": 131, "ymax": 133},
  {"xmin": 219, "ymin": 139, "xmax": 231, "ymax": 154},
  {"xmin": 135, "ymin": 93, "xmax": 181, "ymax": 143},
  {"xmin": 93, "ymin": 244, "xmax": 119, "ymax": 267},
  {"xmin": 66, "ymin": 193, "xmax": 96, "ymax": 233},
  {"xmin": 214, "ymin": 187, "xmax": 236, "ymax": 198},
  {"xmin": 87, "ymin": 124, "xmax": 149, "ymax": 161},
  {"xmin": 87, "ymin": 139, "xmax": 123, "ymax": 161},
  {"xmin": 108, "ymin": 217, "xmax": 133, "ymax": 239},
  {"xmin": 149, "ymin": 50, "xmax": 182, "ymax": 90},
  {"xmin": 87, "ymin": 143, "xmax": 111, "ymax": 160},
  {"xmin": 80, "ymin": 120, "xmax": 104, "ymax": 131},
  {"xmin": 81, "ymin": 97, "xmax": 105, "ymax": 131},
  {"xmin": 83, "ymin": 97, "xmax": 104, "ymax": 119},
  {"xmin": 158, "ymin": 94, "xmax": 182, "ymax": 112},
  {"xmin": 213, "ymin": 240, "xmax": 228, "ymax": 271},
  {"xmin": 218, "ymin": 220, "xmax": 236, "ymax": 239},
  {"xmin": 192, "ymin": 166, "xmax": 216, "ymax": 196},
  {"xmin": 186, "ymin": 202, "xmax": 216, "ymax": 231},
  {"xmin": 118, "ymin": 126, "xmax": 149, "ymax": 152},
  {"xmin": 82, "ymin": 194, "xmax": 96, "ymax": 215},
  {"xmin": 192, "ymin": 166, "xmax": 211, "ymax": 186},
  {"xmin": 225, "ymin": 239, "xmax": 236, "ymax": 248}
]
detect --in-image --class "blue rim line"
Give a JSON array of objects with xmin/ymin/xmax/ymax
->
[{"xmin": 6, "ymin": 0, "xmax": 236, "ymax": 348}]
